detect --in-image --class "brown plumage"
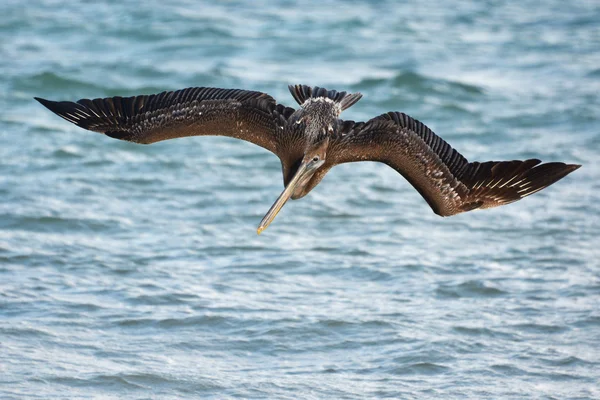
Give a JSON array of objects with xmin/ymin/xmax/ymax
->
[{"xmin": 35, "ymin": 84, "xmax": 580, "ymax": 233}]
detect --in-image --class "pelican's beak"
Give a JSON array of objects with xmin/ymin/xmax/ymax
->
[{"xmin": 257, "ymin": 161, "xmax": 314, "ymax": 234}]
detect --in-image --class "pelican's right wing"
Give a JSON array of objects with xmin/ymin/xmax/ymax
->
[
  {"xmin": 35, "ymin": 87, "xmax": 296, "ymax": 155},
  {"xmin": 330, "ymin": 112, "xmax": 580, "ymax": 216}
]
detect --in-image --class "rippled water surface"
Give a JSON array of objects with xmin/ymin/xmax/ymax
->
[{"xmin": 1, "ymin": 1, "xmax": 599, "ymax": 398}]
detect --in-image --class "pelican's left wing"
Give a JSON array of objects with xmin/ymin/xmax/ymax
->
[
  {"xmin": 330, "ymin": 112, "xmax": 580, "ymax": 216},
  {"xmin": 35, "ymin": 87, "xmax": 295, "ymax": 155}
]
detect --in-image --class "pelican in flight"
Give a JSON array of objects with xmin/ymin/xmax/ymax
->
[{"xmin": 35, "ymin": 84, "xmax": 580, "ymax": 234}]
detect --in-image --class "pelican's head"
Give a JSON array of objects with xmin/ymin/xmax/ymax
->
[
  {"xmin": 292, "ymin": 136, "xmax": 330, "ymax": 198},
  {"xmin": 257, "ymin": 137, "xmax": 329, "ymax": 235}
]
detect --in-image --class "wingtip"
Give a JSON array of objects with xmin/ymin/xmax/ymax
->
[
  {"xmin": 560, "ymin": 163, "xmax": 582, "ymax": 181},
  {"xmin": 34, "ymin": 97, "xmax": 65, "ymax": 115},
  {"xmin": 551, "ymin": 162, "xmax": 582, "ymax": 180},
  {"xmin": 518, "ymin": 161, "xmax": 581, "ymax": 197},
  {"xmin": 34, "ymin": 96, "xmax": 52, "ymax": 107},
  {"xmin": 454, "ymin": 159, "xmax": 582, "ymax": 214}
]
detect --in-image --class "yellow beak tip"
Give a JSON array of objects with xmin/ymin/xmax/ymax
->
[{"xmin": 257, "ymin": 227, "xmax": 264, "ymax": 235}]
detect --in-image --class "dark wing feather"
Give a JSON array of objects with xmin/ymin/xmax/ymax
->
[
  {"xmin": 330, "ymin": 112, "xmax": 580, "ymax": 216},
  {"xmin": 35, "ymin": 87, "xmax": 296, "ymax": 155}
]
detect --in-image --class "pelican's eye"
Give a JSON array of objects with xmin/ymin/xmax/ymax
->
[{"xmin": 312, "ymin": 156, "xmax": 320, "ymax": 163}]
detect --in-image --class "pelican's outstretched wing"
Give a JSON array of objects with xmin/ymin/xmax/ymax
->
[
  {"xmin": 35, "ymin": 87, "xmax": 295, "ymax": 155},
  {"xmin": 330, "ymin": 112, "xmax": 580, "ymax": 216}
]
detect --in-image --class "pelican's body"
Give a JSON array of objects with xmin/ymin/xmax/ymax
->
[{"xmin": 36, "ymin": 84, "xmax": 580, "ymax": 233}]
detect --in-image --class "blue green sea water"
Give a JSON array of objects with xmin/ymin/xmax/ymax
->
[{"xmin": 1, "ymin": 1, "xmax": 599, "ymax": 398}]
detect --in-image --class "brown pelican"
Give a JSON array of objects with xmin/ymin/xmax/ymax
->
[{"xmin": 35, "ymin": 84, "xmax": 580, "ymax": 234}]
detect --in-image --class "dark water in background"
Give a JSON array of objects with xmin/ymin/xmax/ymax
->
[{"xmin": 1, "ymin": 0, "xmax": 599, "ymax": 398}]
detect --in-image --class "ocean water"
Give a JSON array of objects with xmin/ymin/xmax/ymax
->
[{"xmin": 1, "ymin": 0, "xmax": 599, "ymax": 398}]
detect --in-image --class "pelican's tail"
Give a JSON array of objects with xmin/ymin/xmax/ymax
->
[{"xmin": 289, "ymin": 84, "xmax": 362, "ymax": 111}]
